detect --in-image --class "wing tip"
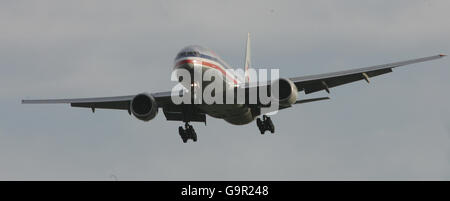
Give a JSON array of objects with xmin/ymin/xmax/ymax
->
[{"xmin": 439, "ymin": 54, "xmax": 447, "ymax": 57}]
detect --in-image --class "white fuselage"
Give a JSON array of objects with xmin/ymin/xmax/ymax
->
[{"xmin": 173, "ymin": 46, "xmax": 254, "ymax": 125}]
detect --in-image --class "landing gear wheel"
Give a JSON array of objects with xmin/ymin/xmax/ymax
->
[
  {"xmin": 178, "ymin": 126, "xmax": 186, "ymax": 143},
  {"xmin": 192, "ymin": 130, "xmax": 197, "ymax": 142},
  {"xmin": 256, "ymin": 118, "xmax": 265, "ymax": 134},
  {"xmin": 179, "ymin": 123, "xmax": 197, "ymax": 143},
  {"xmin": 267, "ymin": 118, "xmax": 275, "ymax": 134},
  {"xmin": 256, "ymin": 115, "xmax": 275, "ymax": 135},
  {"xmin": 257, "ymin": 118, "xmax": 262, "ymax": 128}
]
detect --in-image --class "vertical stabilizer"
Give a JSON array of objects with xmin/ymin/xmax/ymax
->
[{"xmin": 244, "ymin": 32, "xmax": 251, "ymax": 82}]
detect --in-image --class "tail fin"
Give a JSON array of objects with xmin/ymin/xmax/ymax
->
[{"xmin": 244, "ymin": 32, "xmax": 251, "ymax": 82}]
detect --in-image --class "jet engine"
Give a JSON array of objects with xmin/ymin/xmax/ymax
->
[
  {"xmin": 130, "ymin": 93, "xmax": 158, "ymax": 121},
  {"xmin": 272, "ymin": 78, "xmax": 298, "ymax": 107}
]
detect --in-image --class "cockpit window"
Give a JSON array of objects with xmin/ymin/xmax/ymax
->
[{"xmin": 176, "ymin": 51, "xmax": 199, "ymax": 59}]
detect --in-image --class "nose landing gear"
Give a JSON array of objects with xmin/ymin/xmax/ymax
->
[
  {"xmin": 179, "ymin": 122, "xmax": 197, "ymax": 143},
  {"xmin": 256, "ymin": 115, "xmax": 275, "ymax": 134}
]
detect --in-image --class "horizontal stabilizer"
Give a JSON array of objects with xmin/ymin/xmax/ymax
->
[{"xmin": 295, "ymin": 97, "xmax": 330, "ymax": 104}]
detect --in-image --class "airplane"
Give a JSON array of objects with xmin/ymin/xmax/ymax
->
[{"xmin": 22, "ymin": 33, "xmax": 446, "ymax": 143}]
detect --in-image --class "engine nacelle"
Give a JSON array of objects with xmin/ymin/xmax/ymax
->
[
  {"xmin": 130, "ymin": 93, "xmax": 158, "ymax": 121},
  {"xmin": 272, "ymin": 78, "xmax": 298, "ymax": 107}
]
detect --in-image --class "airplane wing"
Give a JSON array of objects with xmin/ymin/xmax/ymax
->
[
  {"xmin": 22, "ymin": 91, "xmax": 173, "ymax": 112},
  {"xmin": 22, "ymin": 90, "xmax": 207, "ymax": 123},
  {"xmin": 22, "ymin": 95, "xmax": 135, "ymax": 110},
  {"xmin": 289, "ymin": 54, "xmax": 446, "ymax": 94}
]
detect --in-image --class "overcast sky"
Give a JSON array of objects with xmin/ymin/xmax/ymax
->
[{"xmin": 1, "ymin": 0, "xmax": 449, "ymax": 180}]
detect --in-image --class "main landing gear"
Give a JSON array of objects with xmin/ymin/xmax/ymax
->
[
  {"xmin": 256, "ymin": 115, "xmax": 275, "ymax": 134},
  {"xmin": 179, "ymin": 122, "xmax": 197, "ymax": 143}
]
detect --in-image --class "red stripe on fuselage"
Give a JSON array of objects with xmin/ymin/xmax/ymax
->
[{"xmin": 175, "ymin": 59, "xmax": 239, "ymax": 85}]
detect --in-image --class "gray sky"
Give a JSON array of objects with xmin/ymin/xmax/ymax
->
[{"xmin": 1, "ymin": 0, "xmax": 449, "ymax": 180}]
